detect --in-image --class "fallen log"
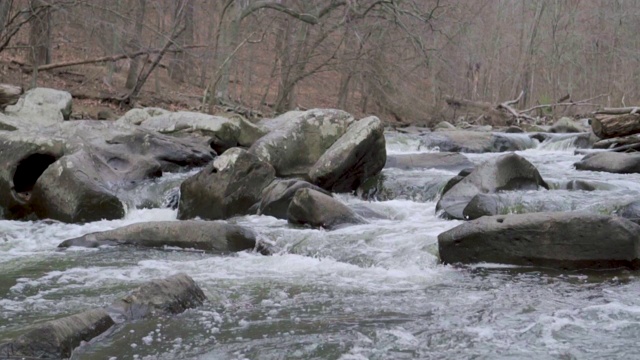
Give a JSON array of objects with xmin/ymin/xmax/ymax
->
[
  {"xmin": 591, "ymin": 113, "xmax": 640, "ymax": 139},
  {"xmin": 0, "ymin": 84, "xmax": 23, "ymax": 110},
  {"xmin": 593, "ymin": 133, "xmax": 640, "ymax": 149}
]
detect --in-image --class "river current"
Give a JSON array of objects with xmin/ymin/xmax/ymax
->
[{"xmin": 1, "ymin": 133, "xmax": 640, "ymax": 359}]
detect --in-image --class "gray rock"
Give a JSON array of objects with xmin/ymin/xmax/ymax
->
[
  {"xmin": 108, "ymin": 273, "xmax": 206, "ymax": 321},
  {"xmin": 256, "ymin": 110, "xmax": 304, "ymax": 132},
  {"xmin": 438, "ymin": 212, "xmax": 640, "ymax": 269},
  {"xmin": 575, "ymin": 152, "xmax": 640, "ymax": 174},
  {"xmin": 462, "ymin": 193, "xmax": 501, "ymax": 220},
  {"xmin": 249, "ymin": 109, "xmax": 354, "ymax": 176},
  {"xmin": 436, "ymin": 153, "xmax": 548, "ymax": 220},
  {"xmin": 309, "ymin": 116, "xmax": 386, "ymax": 192},
  {"xmin": 419, "ymin": 131, "xmax": 537, "ymax": 153},
  {"xmin": 117, "ymin": 107, "xmax": 170, "ymax": 125},
  {"xmin": 0, "ymin": 309, "xmax": 114, "ymax": 359},
  {"xmin": 434, "ymin": 121, "xmax": 456, "ymax": 131},
  {"xmin": 139, "ymin": 111, "xmax": 241, "ymax": 153},
  {"xmin": 58, "ymin": 220, "xmax": 259, "ymax": 253},
  {"xmin": 614, "ymin": 200, "xmax": 640, "ymax": 225},
  {"xmin": 549, "ymin": 117, "xmax": 584, "ymax": 133},
  {"xmin": 504, "ymin": 126, "xmax": 524, "ymax": 133},
  {"xmin": 385, "ymin": 152, "xmax": 473, "ymax": 172},
  {"xmin": 178, "ymin": 148, "xmax": 275, "ymax": 220},
  {"xmin": 4, "ymin": 88, "xmax": 73, "ymax": 126},
  {"xmin": 259, "ymin": 179, "xmax": 329, "ymax": 220},
  {"xmin": 0, "ymin": 121, "xmax": 213, "ymax": 222},
  {"xmin": 287, "ymin": 188, "xmax": 365, "ymax": 229},
  {"xmin": 227, "ymin": 115, "xmax": 268, "ymax": 146}
]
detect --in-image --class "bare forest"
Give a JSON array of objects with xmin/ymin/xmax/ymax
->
[{"xmin": 0, "ymin": 0, "xmax": 639, "ymax": 124}]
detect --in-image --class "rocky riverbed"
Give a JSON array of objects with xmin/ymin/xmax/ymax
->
[{"xmin": 1, "ymin": 88, "xmax": 640, "ymax": 359}]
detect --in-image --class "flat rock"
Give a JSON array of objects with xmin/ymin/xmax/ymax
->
[
  {"xmin": 58, "ymin": 220, "xmax": 259, "ymax": 253},
  {"xmin": 438, "ymin": 212, "xmax": 640, "ymax": 269},
  {"xmin": 575, "ymin": 152, "xmax": 640, "ymax": 174}
]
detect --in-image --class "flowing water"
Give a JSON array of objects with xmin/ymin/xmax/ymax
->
[{"xmin": 2, "ymin": 133, "xmax": 640, "ymax": 359}]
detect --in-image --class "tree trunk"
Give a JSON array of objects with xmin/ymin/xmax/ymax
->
[
  {"xmin": 591, "ymin": 114, "xmax": 640, "ymax": 139},
  {"xmin": 169, "ymin": 0, "xmax": 194, "ymax": 83},
  {"xmin": 29, "ymin": 0, "xmax": 51, "ymax": 67},
  {"xmin": 125, "ymin": 0, "xmax": 146, "ymax": 90},
  {"xmin": 0, "ymin": 0, "xmax": 11, "ymax": 33}
]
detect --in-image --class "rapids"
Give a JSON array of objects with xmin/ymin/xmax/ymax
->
[{"xmin": 1, "ymin": 132, "xmax": 640, "ymax": 359}]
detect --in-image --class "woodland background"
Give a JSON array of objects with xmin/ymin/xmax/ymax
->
[{"xmin": 0, "ymin": 0, "xmax": 638, "ymax": 124}]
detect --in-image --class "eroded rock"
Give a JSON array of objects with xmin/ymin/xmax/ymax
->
[{"xmin": 259, "ymin": 179, "xmax": 329, "ymax": 220}]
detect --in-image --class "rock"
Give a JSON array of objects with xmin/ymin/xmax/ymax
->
[
  {"xmin": 550, "ymin": 117, "xmax": 584, "ymax": 133},
  {"xmin": 462, "ymin": 193, "xmax": 501, "ymax": 220},
  {"xmin": 504, "ymin": 126, "xmax": 524, "ymax": 133},
  {"xmin": 614, "ymin": 200, "xmax": 640, "ymax": 225},
  {"xmin": 522, "ymin": 124, "xmax": 548, "ymax": 132},
  {"xmin": 58, "ymin": 220, "xmax": 259, "ymax": 253},
  {"xmin": 256, "ymin": 110, "xmax": 304, "ymax": 132},
  {"xmin": 227, "ymin": 115, "xmax": 268, "ymax": 146},
  {"xmin": 4, "ymin": 88, "xmax": 72, "ymax": 126},
  {"xmin": 287, "ymin": 188, "xmax": 365, "ymax": 229},
  {"xmin": 30, "ymin": 149, "xmax": 126, "ymax": 223},
  {"xmin": 259, "ymin": 179, "xmax": 329, "ymax": 220},
  {"xmin": 96, "ymin": 108, "xmax": 117, "ymax": 120},
  {"xmin": 117, "ymin": 107, "xmax": 170, "ymax": 125},
  {"xmin": 139, "ymin": 111, "xmax": 241, "ymax": 153},
  {"xmin": 575, "ymin": 152, "xmax": 640, "ymax": 174},
  {"xmin": 419, "ymin": 131, "xmax": 537, "ymax": 153},
  {"xmin": 178, "ymin": 148, "xmax": 275, "ymax": 220},
  {"xmin": 309, "ymin": 116, "xmax": 386, "ymax": 192},
  {"xmin": 436, "ymin": 153, "xmax": 548, "ymax": 220},
  {"xmin": 0, "ymin": 121, "xmax": 213, "ymax": 222},
  {"xmin": 0, "ymin": 309, "xmax": 114, "ymax": 359},
  {"xmin": 434, "ymin": 121, "xmax": 456, "ymax": 131},
  {"xmin": 249, "ymin": 109, "xmax": 354, "ymax": 176},
  {"xmin": 108, "ymin": 273, "xmax": 206, "ymax": 321},
  {"xmin": 385, "ymin": 152, "xmax": 473, "ymax": 172},
  {"xmin": 438, "ymin": 212, "xmax": 640, "ymax": 269}
]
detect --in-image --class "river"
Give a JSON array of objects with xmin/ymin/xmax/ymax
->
[{"xmin": 1, "ymin": 132, "xmax": 639, "ymax": 359}]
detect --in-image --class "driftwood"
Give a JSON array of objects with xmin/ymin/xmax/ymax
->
[
  {"xmin": 595, "ymin": 107, "xmax": 640, "ymax": 115},
  {"xmin": 590, "ymin": 113, "xmax": 640, "ymax": 139},
  {"xmin": 0, "ymin": 84, "xmax": 23, "ymax": 110},
  {"xmin": 593, "ymin": 133, "xmax": 640, "ymax": 149}
]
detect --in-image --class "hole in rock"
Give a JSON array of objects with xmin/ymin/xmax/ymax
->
[{"xmin": 13, "ymin": 153, "xmax": 58, "ymax": 196}]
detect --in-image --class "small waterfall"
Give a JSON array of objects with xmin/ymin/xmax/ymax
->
[{"xmin": 536, "ymin": 132, "xmax": 595, "ymax": 151}]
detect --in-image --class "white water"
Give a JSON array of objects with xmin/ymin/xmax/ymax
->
[{"xmin": 1, "ymin": 133, "xmax": 640, "ymax": 359}]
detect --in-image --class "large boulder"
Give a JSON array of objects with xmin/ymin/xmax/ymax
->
[
  {"xmin": 438, "ymin": 212, "xmax": 640, "ymax": 269},
  {"xmin": 58, "ymin": 220, "xmax": 260, "ymax": 253},
  {"xmin": 256, "ymin": 110, "xmax": 304, "ymax": 132},
  {"xmin": 108, "ymin": 273, "xmax": 206, "ymax": 321},
  {"xmin": 249, "ymin": 109, "xmax": 354, "ymax": 176},
  {"xmin": 3, "ymin": 88, "xmax": 72, "ymax": 127},
  {"xmin": 436, "ymin": 153, "xmax": 548, "ymax": 220},
  {"xmin": 0, "ymin": 121, "xmax": 214, "ymax": 222},
  {"xmin": 178, "ymin": 148, "xmax": 275, "ymax": 220},
  {"xmin": 0, "ymin": 309, "xmax": 114, "ymax": 359},
  {"xmin": 137, "ymin": 111, "xmax": 241, "ymax": 153},
  {"xmin": 287, "ymin": 188, "xmax": 365, "ymax": 229},
  {"xmin": 259, "ymin": 179, "xmax": 329, "ymax": 220},
  {"xmin": 309, "ymin": 116, "xmax": 386, "ymax": 192},
  {"xmin": 384, "ymin": 152, "xmax": 473, "ymax": 172},
  {"xmin": 575, "ymin": 152, "xmax": 640, "ymax": 174},
  {"xmin": 419, "ymin": 131, "xmax": 537, "ymax": 153},
  {"xmin": 614, "ymin": 200, "xmax": 640, "ymax": 225}
]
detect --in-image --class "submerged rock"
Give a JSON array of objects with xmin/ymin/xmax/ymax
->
[
  {"xmin": 436, "ymin": 153, "xmax": 548, "ymax": 220},
  {"xmin": 178, "ymin": 148, "xmax": 275, "ymax": 220},
  {"xmin": 438, "ymin": 212, "xmax": 640, "ymax": 269},
  {"xmin": 58, "ymin": 220, "xmax": 259, "ymax": 253},
  {"xmin": 108, "ymin": 273, "xmax": 207, "ymax": 321},
  {"xmin": 259, "ymin": 179, "xmax": 329, "ymax": 220},
  {"xmin": 0, "ymin": 309, "xmax": 114, "ymax": 359},
  {"xmin": 249, "ymin": 109, "xmax": 354, "ymax": 176},
  {"xmin": 287, "ymin": 188, "xmax": 365, "ymax": 229},
  {"xmin": 309, "ymin": 116, "xmax": 386, "ymax": 192},
  {"xmin": 575, "ymin": 152, "xmax": 640, "ymax": 174}
]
